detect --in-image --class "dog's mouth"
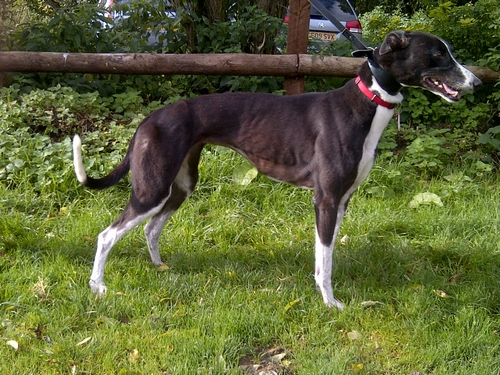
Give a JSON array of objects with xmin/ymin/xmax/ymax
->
[{"xmin": 424, "ymin": 77, "xmax": 462, "ymax": 101}]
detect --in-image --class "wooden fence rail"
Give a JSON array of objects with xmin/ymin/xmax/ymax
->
[{"xmin": 0, "ymin": 51, "xmax": 498, "ymax": 83}]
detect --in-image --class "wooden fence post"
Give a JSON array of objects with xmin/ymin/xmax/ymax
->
[{"xmin": 284, "ymin": 0, "xmax": 310, "ymax": 95}]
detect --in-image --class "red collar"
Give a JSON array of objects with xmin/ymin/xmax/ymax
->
[{"xmin": 355, "ymin": 76, "xmax": 396, "ymax": 109}]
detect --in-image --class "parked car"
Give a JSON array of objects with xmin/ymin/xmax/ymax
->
[{"xmin": 284, "ymin": 0, "xmax": 362, "ymax": 43}]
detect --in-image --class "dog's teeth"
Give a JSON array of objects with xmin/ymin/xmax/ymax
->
[{"xmin": 432, "ymin": 79, "xmax": 443, "ymax": 89}]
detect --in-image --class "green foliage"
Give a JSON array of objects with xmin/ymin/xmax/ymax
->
[
  {"xmin": 9, "ymin": 2, "xmax": 193, "ymax": 98},
  {"xmin": 359, "ymin": 6, "xmax": 433, "ymax": 45},
  {"xmin": 479, "ymin": 125, "xmax": 500, "ymax": 154},
  {"xmin": 378, "ymin": 87, "xmax": 498, "ymax": 176},
  {"xmin": 14, "ymin": 3, "xmax": 115, "ymax": 53},
  {"xmin": 7, "ymin": 2, "xmax": 287, "ymax": 99},
  {"xmin": 191, "ymin": 5, "xmax": 285, "ymax": 54},
  {"xmin": 354, "ymin": 0, "xmax": 443, "ymax": 15},
  {"xmin": 429, "ymin": 0, "xmax": 500, "ymax": 64},
  {"xmin": 109, "ymin": 0, "xmax": 185, "ymax": 54},
  {"xmin": 0, "ymin": 86, "xmax": 144, "ymax": 191},
  {"xmin": 403, "ymin": 129, "xmax": 452, "ymax": 174},
  {"xmin": 3, "ymin": 0, "xmax": 500, "ymax": 174}
]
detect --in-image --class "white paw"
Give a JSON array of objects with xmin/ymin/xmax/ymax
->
[
  {"xmin": 316, "ymin": 283, "xmax": 345, "ymax": 311},
  {"xmin": 326, "ymin": 297, "xmax": 345, "ymax": 311},
  {"xmin": 89, "ymin": 280, "xmax": 107, "ymax": 295}
]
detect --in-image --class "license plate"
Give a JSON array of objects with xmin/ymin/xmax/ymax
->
[{"xmin": 308, "ymin": 31, "xmax": 336, "ymax": 41}]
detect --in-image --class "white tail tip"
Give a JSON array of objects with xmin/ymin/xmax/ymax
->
[{"xmin": 73, "ymin": 134, "xmax": 87, "ymax": 185}]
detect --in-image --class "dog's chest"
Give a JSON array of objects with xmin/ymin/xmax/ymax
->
[{"xmin": 353, "ymin": 106, "xmax": 394, "ymax": 188}]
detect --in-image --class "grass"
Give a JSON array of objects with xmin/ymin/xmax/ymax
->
[{"xmin": 1, "ymin": 148, "xmax": 500, "ymax": 374}]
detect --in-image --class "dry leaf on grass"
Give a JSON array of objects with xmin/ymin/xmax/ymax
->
[
  {"xmin": 239, "ymin": 346, "xmax": 291, "ymax": 375},
  {"xmin": 6, "ymin": 340, "xmax": 19, "ymax": 351},
  {"xmin": 361, "ymin": 300, "xmax": 382, "ymax": 309},
  {"xmin": 350, "ymin": 363, "xmax": 364, "ymax": 372},
  {"xmin": 129, "ymin": 348, "xmax": 140, "ymax": 362},
  {"xmin": 347, "ymin": 330, "xmax": 363, "ymax": 341},
  {"xmin": 434, "ymin": 289, "xmax": 451, "ymax": 299},
  {"xmin": 157, "ymin": 263, "xmax": 170, "ymax": 272},
  {"xmin": 76, "ymin": 336, "xmax": 92, "ymax": 346},
  {"xmin": 283, "ymin": 298, "xmax": 301, "ymax": 314}
]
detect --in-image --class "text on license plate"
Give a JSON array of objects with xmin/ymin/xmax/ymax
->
[{"xmin": 308, "ymin": 32, "xmax": 336, "ymax": 41}]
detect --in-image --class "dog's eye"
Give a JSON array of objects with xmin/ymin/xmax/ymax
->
[{"xmin": 433, "ymin": 51, "xmax": 444, "ymax": 59}]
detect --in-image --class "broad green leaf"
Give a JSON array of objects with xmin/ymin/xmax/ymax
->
[
  {"xmin": 409, "ymin": 192, "xmax": 443, "ymax": 208},
  {"xmin": 366, "ymin": 186, "xmax": 395, "ymax": 198},
  {"xmin": 233, "ymin": 162, "xmax": 258, "ymax": 186}
]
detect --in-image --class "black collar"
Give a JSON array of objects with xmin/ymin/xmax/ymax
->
[{"xmin": 368, "ymin": 53, "xmax": 402, "ymax": 96}]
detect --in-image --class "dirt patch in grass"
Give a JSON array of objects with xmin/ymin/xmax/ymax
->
[{"xmin": 239, "ymin": 346, "xmax": 294, "ymax": 375}]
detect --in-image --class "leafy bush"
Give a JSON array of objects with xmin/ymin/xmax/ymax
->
[
  {"xmin": 10, "ymin": 1, "xmax": 195, "ymax": 99},
  {"xmin": 192, "ymin": 5, "xmax": 284, "ymax": 54},
  {"xmin": 7, "ymin": 2, "xmax": 286, "ymax": 99},
  {"xmin": 359, "ymin": 6, "xmax": 433, "ymax": 45},
  {"xmin": 0, "ymin": 86, "xmax": 151, "ymax": 191},
  {"xmin": 14, "ymin": 3, "xmax": 115, "ymax": 53},
  {"xmin": 429, "ymin": 0, "xmax": 500, "ymax": 65}
]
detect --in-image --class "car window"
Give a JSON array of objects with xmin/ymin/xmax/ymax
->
[{"xmin": 310, "ymin": 0, "xmax": 356, "ymax": 21}]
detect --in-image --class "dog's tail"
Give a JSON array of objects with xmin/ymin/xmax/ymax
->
[{"xmin": 73, "ymin": 134, "xmax": 130, "ymax": 190}]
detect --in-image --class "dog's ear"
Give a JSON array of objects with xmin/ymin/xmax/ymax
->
[{"xmin": 379, "ymin": 30, "xmax": 410, "ymax": 55}]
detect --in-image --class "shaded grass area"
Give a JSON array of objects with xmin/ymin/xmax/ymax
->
[{"xmin": 1, "ymin": 149, "xmax": 499, "ymax": 374}]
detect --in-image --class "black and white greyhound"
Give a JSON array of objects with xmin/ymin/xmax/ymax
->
[{"xmin": 73, "ymin": 31, "xmax": 481, "ymax": 310}]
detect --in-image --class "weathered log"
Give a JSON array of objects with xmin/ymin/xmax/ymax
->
[
  {"xmin": 297, "ymin": 54, "xmax": 365, "ymax": 77},
  {"xmin": 0, "ymin": 52, "xmax": 298, "ymax": 76},
  {"xmin": 0, "ymin": 51, "xmax": 497, "ymax": 83}
]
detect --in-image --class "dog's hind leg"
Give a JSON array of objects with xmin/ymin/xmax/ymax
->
[
  {"xmin": 144, "ymin": 143, "xmax": 204, "ymax": 266},
  {"xmin": 89, "ymin": 197, "xmax": 170, "ymax": 295},
  {"xmin": 89, "ymin": 125, "xmax": 197, "ymax": 295}
]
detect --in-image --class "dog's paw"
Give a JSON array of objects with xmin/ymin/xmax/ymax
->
[
  {"xmin": 326, "ymin": 298, "xmax": 345, "ymax": 311},
  {"xmin": 89, "ymin": 280, "xmax": 107, "ymax": 296},
  {"xmin": 316, "ymin": 282, "xmax": 345, "ymax": 311}
]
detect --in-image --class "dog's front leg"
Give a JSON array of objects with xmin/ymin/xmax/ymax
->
[{"xmin": 313, "ymin": 194, "xmax": 346, "ymax": 311}]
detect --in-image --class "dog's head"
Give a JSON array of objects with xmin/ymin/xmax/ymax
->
[{"xmin": 370, "ymin": 31, "xmax": 481, "ymax": 102}]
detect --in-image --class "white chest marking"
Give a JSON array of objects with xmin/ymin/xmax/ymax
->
[{"xmin": 344, "ymin": 106, "xmax": 394, "ymax": 204}]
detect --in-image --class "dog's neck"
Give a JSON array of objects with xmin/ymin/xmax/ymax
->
[{"xmin": 368, "ymin": 55, "xmax": 402, "ymax": 96}]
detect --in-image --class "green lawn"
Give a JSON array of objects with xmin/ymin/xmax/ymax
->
[{"xmin": 1, "ymin": 149, "xmax": 499, "ymax": 374}]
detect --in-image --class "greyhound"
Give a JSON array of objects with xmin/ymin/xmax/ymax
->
[{"xmin": 73, "ymin": 31, "xmax": 481, "ymax": 310}]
